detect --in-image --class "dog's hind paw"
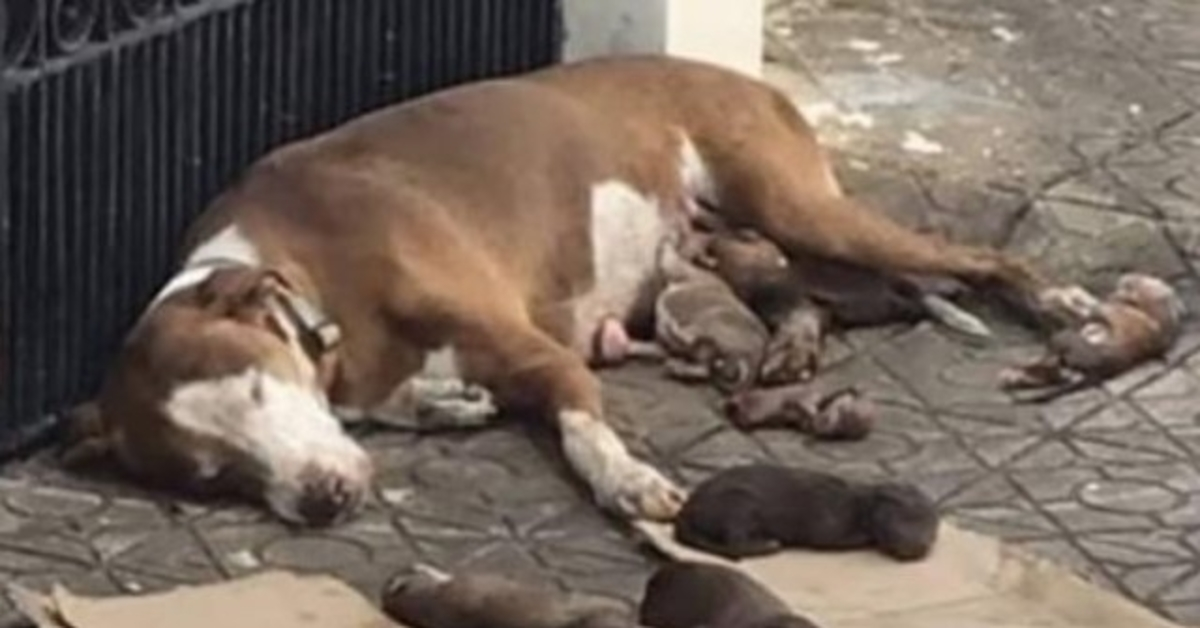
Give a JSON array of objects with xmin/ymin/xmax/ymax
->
[{"xmin": 414, "ymin": 389, "xmax": 496, "ymax": 429}]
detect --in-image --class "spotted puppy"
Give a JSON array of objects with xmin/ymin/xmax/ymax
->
[
  {"xmin": 674, "ymin": 464, "xmax": 939, "ymax": 561},
  {"xmin": 1002, "ymin": 273, "xmax": 1186, "ymax": 397},
  {"xmin": 640, "ymin": 562, "xmax": 820, "ymax": 628},
  {"xmin": 383, "ymin": 564, "xmax": 634, "ymax": 628}
]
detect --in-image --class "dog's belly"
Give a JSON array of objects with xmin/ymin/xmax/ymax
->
[{"xmin": 571, "ymin": 180, "xmax": 676, "ymax": 358}]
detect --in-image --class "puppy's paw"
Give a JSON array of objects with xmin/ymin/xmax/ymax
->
[
  {"xmin": 1037, "ymin": 285, "xmax": 1101, "ymax": 325},
  {"xmin": 998, "ymin": 366, "xmax": 1041, "ymax": 390},
  {"xmin": 602, "ymin": 460, "xmax": 686, "ymax": 522}
]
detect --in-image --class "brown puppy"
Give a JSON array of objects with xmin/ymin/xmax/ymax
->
[
  {"xmin": 693, "ymin": 225, "xmax": 990, "ymax": 383},
  {"xmin": 723, "ymin": 384, "xmax": 874, "ymax": 441},
  {"xmin": 1002, "ymin": 274, "xmax": 1186, "ymax": 396},
  {"xmin": 640, "ymin": 562, "xmax": 820, "ymax": 628},
  {"xmin": 383, "ymin": 564, "xmax": 634, "ymax": 628},
  {"xmin": 674, "ymin": 464, "xmax": 939, "ymax": 561}
]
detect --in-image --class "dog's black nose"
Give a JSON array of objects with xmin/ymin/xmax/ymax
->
[{"xmin": 296, "ymin": 474, "xmax": 354, "ymax": 527}]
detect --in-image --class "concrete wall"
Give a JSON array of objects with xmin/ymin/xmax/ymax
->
[{"xmin": 561, "ymin": 0, "xmax": 764, "ymax": 77}]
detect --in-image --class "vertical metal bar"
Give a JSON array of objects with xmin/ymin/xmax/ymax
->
[{"xmin": 0, "ymin": 4, "xmax": 10, "ymax": 427}]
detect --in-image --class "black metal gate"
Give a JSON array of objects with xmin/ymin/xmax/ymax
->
[{"xmin": 0, "ymin": 0, "xmax": 563, "ymax": 456}]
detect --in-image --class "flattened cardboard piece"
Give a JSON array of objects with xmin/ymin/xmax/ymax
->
[
  {"xmin": 635, "ymin": 520, "xmax": 1181, "ymax": 628},
  {"xmin": 7, "ymin": 570, "xmax": 401, "ymax": 628}
]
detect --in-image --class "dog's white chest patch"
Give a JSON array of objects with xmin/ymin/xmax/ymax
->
[{"xmin": 572, "ymin": 180, "xmax": 670, "ymax": 353}]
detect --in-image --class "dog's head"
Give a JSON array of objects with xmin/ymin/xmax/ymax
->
[
  {"xmin": 76, "ymin": 266, "xmax": 370, "ymax": 527},
  {"xmin": 867, "ymin": 482, "xmax": 939, "ymax": 561}
]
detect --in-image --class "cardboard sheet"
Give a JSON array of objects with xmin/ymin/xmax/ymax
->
[
  {"xmin": 6, "ymin": 570, "xmax": 401, "ymax": 628},
  {"xmin": 635, "ymin": 520, "xmax": 1182, "ymax": 628}
]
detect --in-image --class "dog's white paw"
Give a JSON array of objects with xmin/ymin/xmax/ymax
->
[
  {"xmin": 371, "ymin": 378, "xmax": 497, "ymax": 431},
  {"xmin": 413, "ymin": 384, "xmax": 497, "ymax": 429},
  {"xmin": 600, "ymin": 459, "xmax": 686, "ymax": 522}
]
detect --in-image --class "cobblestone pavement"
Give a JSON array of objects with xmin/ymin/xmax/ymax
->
[{"xmin": 4, "ymin": 0, "xmax": 1200, "ymax": 626}]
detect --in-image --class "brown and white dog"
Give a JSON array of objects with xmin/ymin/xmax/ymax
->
[{"xmin": 70, "ymin": 56, "xmax": 1052, "ymax": 527}]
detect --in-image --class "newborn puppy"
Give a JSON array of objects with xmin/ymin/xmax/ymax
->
[
  {"xmin": 723, "ymin": 385, "xmax": 874, "ymax": 441},
  {"xmin": 645, "ymin": 243, "xmax": 770, "ymax": 393},
  {"xmin": 1003, "ymin": 274, "xmax": 1186, "ymax": 395},
  {"xmin": 692, "ymin": 224, "xmax": 989, "ymax": 383},
  {"xmin": 383, "ymin": 564, "xmax": 633, "ymax": 628},
  {"xmin": 640, "ymin": 562, "xmax": 820, "ymax": 628},
  {"xmin": 695, "ymin": 222, "xmax": 986, "ymax": 332},
  {"xmin": 674, "ymin": 464, "xmax": 938, "ymax": 561}
]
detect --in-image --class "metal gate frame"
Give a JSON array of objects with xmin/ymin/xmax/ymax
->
[{"xmin": 0, "ymin": 0, "xmax": 563, "ymax": 458}]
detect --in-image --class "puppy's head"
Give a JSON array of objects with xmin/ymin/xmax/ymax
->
[
  {"xmin": 695, "ymin": 229, "xmax": 791, "ymax": 297},
  {"xmin": 1110, "ymin": 273, "xmax": 1186, "ymax": 331},
  {"xmin": 867, "ymin": 483, "xmax": 939, "ymax": 561},
  {"xmin": 808, "ymin": 391, "xmax": 874, "ymax": 441}
]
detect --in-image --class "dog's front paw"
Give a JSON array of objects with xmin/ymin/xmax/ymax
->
[{"xmin": 602, "ymin": 460, "xmax": 686, "ymax": 522}]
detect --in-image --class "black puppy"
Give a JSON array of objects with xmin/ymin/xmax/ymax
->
[
  {"xmin": 640, "ymin": 562, "xmax": 821, "ymax": 628},
  {"xmin": 383, "ymin": 564, "xmax": 634, "ymax": 628},
  {"xmin": 674, "ymin": 464, "xmax": 938, "ymax": 561}
]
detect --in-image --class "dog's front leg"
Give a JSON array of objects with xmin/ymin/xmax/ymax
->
[{"xmin": 477, "ymin": 320, "xmax": 686, "ymax": 521}]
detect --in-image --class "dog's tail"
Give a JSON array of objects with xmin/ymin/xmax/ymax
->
[{"xmin": 920, "ymin": 294, "xmax": 993, "ymax": 339}]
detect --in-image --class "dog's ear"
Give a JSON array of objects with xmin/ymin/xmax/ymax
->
[
  {"xmin": 59, "ymin": 401, "xmax": 113, "ymax": 468},
  {"xmin": 197, "ymin": 268, "xmax": 286, "ymax": 310},
  {"xmin": 195, "ymin": 268, "xmax": 291, "ymax": 324}
]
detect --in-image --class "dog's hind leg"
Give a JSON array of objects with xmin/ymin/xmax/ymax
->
[{"xmin": 700, "ymin": 92, "xmax": 1054, "ymax": 318}]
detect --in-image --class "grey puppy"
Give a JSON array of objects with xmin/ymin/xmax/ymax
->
[
  {"xmin": 643, "ymin": 243, "xmax": 771, "ymax": 394},
  {"xmin": 383, "ymin": 564, "xmax": 635, "ymax": 628},
  {"xmin": 674, "ymin": 464, "xmax": 939, "ymax": 562},
  {"xmin": 640, "ymin": 561, "xmax": 820, "ymax": 628}
]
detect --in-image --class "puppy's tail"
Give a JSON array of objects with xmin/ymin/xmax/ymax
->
[{"xmin": 921, "ymin": 295, "xmax": 993, "ymax": 340}]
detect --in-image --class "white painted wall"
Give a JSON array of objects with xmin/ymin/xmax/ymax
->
[{"xmin": 561, "ymin": 0, "xmax": 764, "ymax": 78}]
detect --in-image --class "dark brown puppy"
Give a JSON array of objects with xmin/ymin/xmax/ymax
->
[
  {"xmin": 692, "ymin": 224, "xmax": 989, "ymax": 384},
  {"xmin": 383, "ymin": 565, "xmax": 634, "ymax": 628},
  {"xmin": 640, "ymin": 562, "xmax": 820, "ymax": 628},
  {"xmin": 1002, "ymin": 274, "xmax": 1186, "ymax": 397},
  {"xmin": 674, "ymin": 464, "xmax": 938, "ymax": 562},
  {"xmin": 723, "ymin": 385, "xmax": 875, "ymax": 441}
]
